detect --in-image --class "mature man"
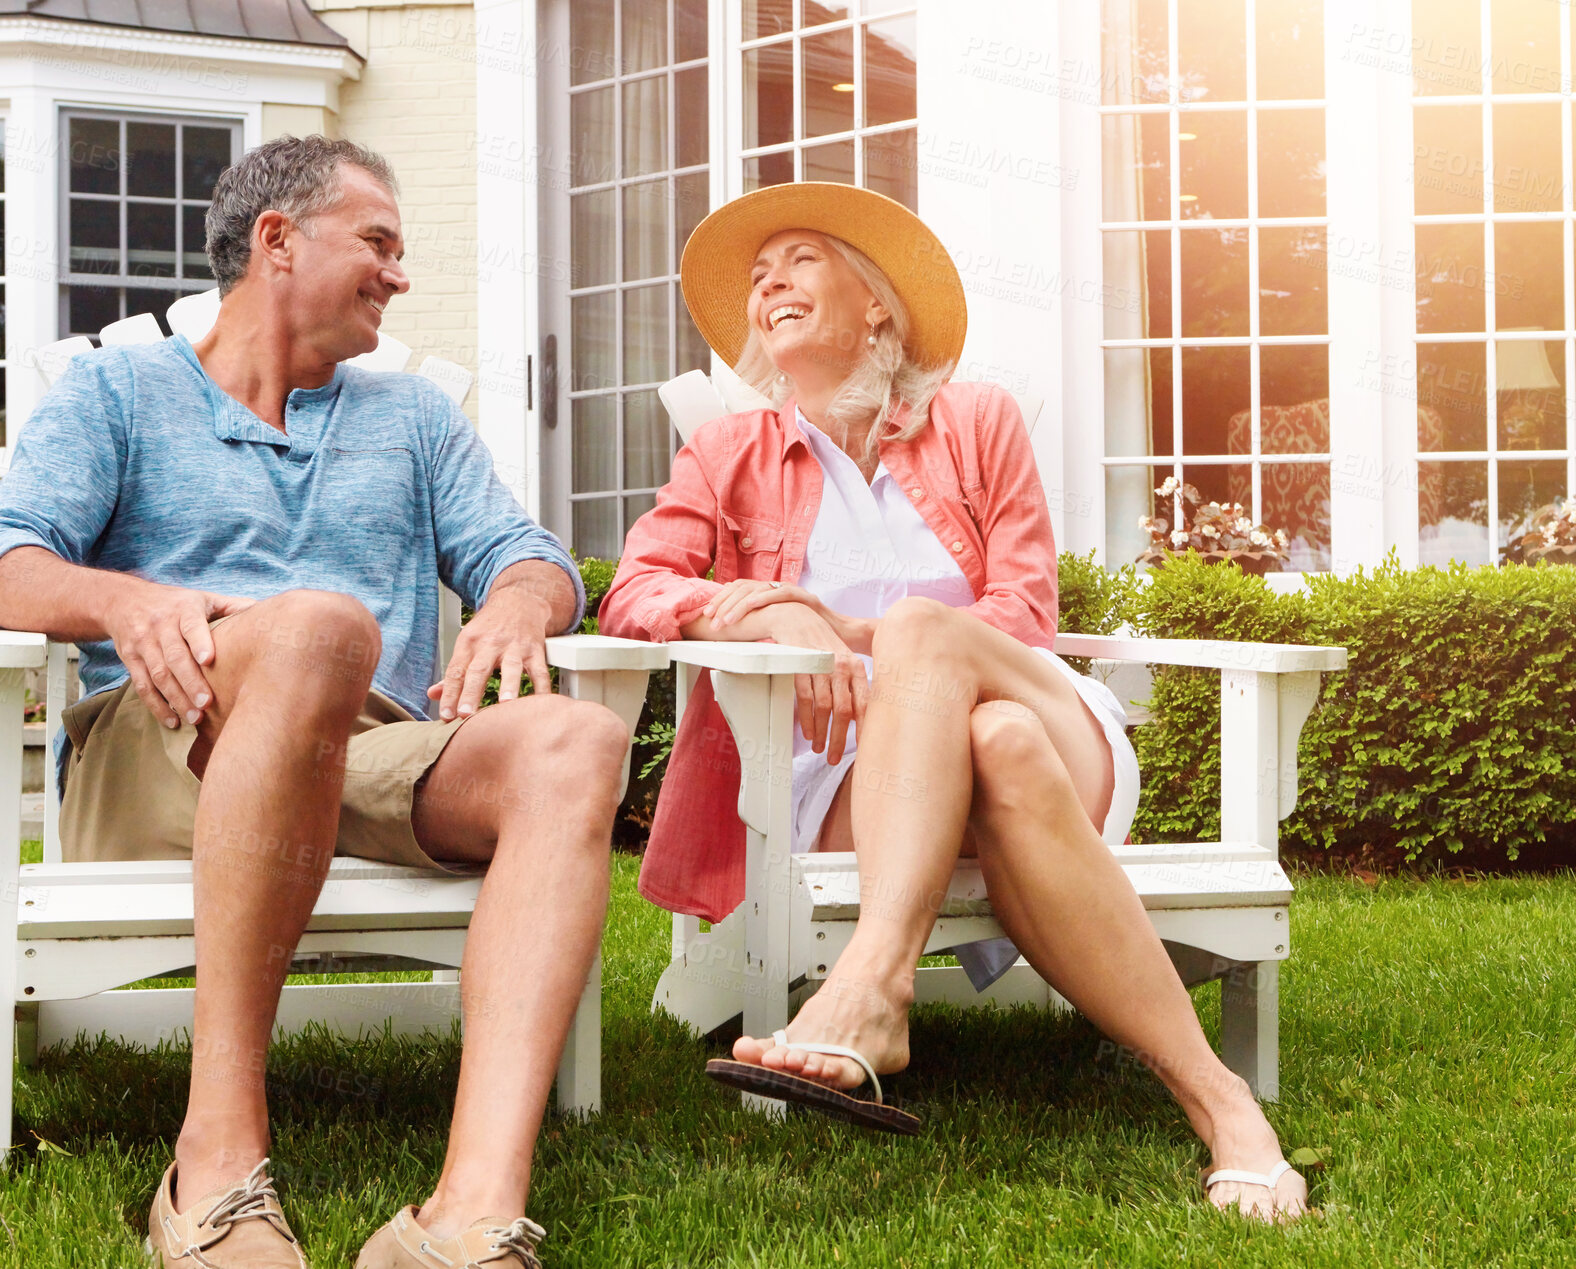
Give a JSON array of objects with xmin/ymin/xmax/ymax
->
[{"xmin": 0, "ymin": 136, "xmax": 626, "ymax": 1268}]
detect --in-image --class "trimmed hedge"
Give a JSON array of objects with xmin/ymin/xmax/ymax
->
[{"xmin": 572, "ymin": 552, "xmax": 1576, "ymax": 868}]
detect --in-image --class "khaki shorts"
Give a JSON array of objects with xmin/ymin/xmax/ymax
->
[{"xmin": 59, "ymin": 678, "xmax": 470, "ymax": 871}]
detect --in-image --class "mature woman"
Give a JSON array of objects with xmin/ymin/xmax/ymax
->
[{"xmin": 599, "ymin": 183, "xmax": 1307, "ymax": 1222}]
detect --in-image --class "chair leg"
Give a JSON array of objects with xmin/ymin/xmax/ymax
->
[
  {"xmin": 15, "ymin": 1002, "xmax": 38, "ymax": 1068},
  {"xmin": 554, "ymin": 948, "xmax": 601, "ymax": 1117},
  {"xmin": 1220, "ymin": 959, "xmax": 1279, "ymax": 1101}
]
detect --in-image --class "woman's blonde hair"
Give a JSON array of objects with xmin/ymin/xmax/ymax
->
[{"xmin": 733, "ymin": 234, "xmax": 954, "ymax": 462}]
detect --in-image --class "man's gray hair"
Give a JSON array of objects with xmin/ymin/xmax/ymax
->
[{"xmin": 205, "ymin": 135, "xmax": 399, "ymax": 296}]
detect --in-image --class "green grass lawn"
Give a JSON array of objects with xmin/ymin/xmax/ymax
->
[{"xmin": 5, "ymin": 856, "xmax": 1575, "ymax": 1267}]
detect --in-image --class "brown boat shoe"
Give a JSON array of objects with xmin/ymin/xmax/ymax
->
[
  {"xmin": 146, "ymin": 1158, "xmax": 309, "ymax": 1268},
  {"xmin": 355, "ymin": 1205, "xmax": 546, "ymax": 1268}
]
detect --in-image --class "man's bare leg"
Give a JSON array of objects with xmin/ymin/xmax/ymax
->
[
  {"xmin": 401, "ymin": 692, "xmax": 628, "ymax": 1233},
  {"xmin": 172, "ymin": 590, "xmax": 381, "ymax": 1210}
]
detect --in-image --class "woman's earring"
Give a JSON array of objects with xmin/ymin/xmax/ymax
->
[{"xmin": 867, "ymin": 323, "xmax": 879, "ymax": 347}]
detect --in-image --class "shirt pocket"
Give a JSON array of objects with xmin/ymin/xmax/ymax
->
[{"xmin": 719, "ymin": 510, "xmax": 785, "ymax": 579}]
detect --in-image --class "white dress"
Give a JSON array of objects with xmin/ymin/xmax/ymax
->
[{"xmin": 789, "ymin": 413, "xmax": 1142, "ymax": 991}]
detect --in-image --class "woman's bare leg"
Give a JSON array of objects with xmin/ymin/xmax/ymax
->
[
  {"xmin": 966, "ymin": 699, "xmax": 1305, "ymax": 1220},
  {"xmin": 732, "ymin": 597, "xmax": 1305, "ymax": 1220}
]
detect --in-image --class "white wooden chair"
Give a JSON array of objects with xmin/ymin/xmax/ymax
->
[
  {"xmin": 0, "ymin": 307, "xmax": 669, "ymax": 1160},
  {"xmin": 649, "ymin": 372, "xmax": 1347, "ymax": 1109}
]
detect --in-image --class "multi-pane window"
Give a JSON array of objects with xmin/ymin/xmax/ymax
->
[
  {"xmin": 60, "ymin": 113, "xmax": 240, "ymax": 339},
  {"xmin": 740, "ymin": 0, "xmax": 918, "ymax": 209},
  {"xmin": 1411, "ymin": 0, "xmax": 1576, "ymax": 565},
  {"xmin": 566, "ymin": 0, "xmax": 711, "ymax": 559},
  {"xmin": 1100, "ymin": 0, "xmax": 1331, "ymax": 572}
]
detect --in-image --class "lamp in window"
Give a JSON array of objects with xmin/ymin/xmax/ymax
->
[{"xmin": 1496, "ymin": 331, "xmax": 1562, "ymax": 450}]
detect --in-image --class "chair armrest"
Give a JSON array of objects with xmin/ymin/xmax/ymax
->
[
  {"xmin": 667, "ymin": 640, "xmax": 833, "ymax": 675},
  {"xmin": 0, "ymin": 632, "xmax": 48, "ymax": 669},
  {"xmin": 545, "ymin": 633, "xmax": 670, "ymax": 672},
  {"xmin": 1054, "ymin": 633, "xmax": 1347, "ymax": 675}
]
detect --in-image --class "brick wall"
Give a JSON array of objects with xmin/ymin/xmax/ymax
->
[{"xmin": 306, "ymin": 0, "xmax": 479, "ymax": 417}]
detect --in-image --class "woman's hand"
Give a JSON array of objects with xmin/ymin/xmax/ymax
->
[{"xmin": 703, "ymin": 580, "xmax": 874, "ymax": 654}]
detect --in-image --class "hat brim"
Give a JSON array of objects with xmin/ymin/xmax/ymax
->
[{"xmin": 679, "ymin": 182, "xmax": 967, "ymax": 372}]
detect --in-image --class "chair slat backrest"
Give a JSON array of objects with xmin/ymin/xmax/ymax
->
[
  {"xmin": 98, "ymin": 313, "xmax": 165, "ymax": 346},
  {"xmin": 166, "ymin": 289, "xmax": 222, "ymax": 342},
  {"xmin": 348, "ymin": 334, "xmax": 413, "ymax": 374},
  {"xmin": 416, "ymin": 356, "xmax": 475, "ymax": 407}
]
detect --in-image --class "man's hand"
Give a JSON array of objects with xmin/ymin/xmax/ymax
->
[
  {"xmin": 428, "ymin": 581, "xmax": 555, "ymax": 721},
  {"xmin": 103, "ymin": 583, "xmax": 256, "ymax": 728}
]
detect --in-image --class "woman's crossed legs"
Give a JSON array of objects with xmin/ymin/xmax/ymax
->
[{"xmin": 730, "ymin": 597, "xmax": 1307, "ymax": 1221}]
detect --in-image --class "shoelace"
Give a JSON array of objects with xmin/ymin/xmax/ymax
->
[
  {"xmin": 198, "ymin": 1158, "xmax": 291, "ymax": 1238},
  {"xmin": 485, "ymin": 1216, "xmax": 547, "ymax": 1265}
]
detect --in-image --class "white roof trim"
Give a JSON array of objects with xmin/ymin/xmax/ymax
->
[{"xmin": 0, "ymin": 14, "xmax": 362, "ymax": 77}]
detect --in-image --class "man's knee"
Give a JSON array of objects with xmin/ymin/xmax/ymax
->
[
  {"xmin": 507, "ymin": 695, "xmax": 627, "ymax": 786},
  {"xmin": 247, "ymin": 590, "xmax": 381, "ymax": 697}
]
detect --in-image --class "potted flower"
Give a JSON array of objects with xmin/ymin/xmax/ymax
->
[
  {"xmin": 1507, "ymin": 496, "xmax": 1576, "ymax": 565},
  {"xmin": 1136, "ymin": 476, "xmax": 1290, "ymax": 575}
]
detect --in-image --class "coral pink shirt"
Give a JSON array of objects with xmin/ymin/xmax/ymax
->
[{"xmin": 598, "ymin": 380, "xmax": 1059, "ymax": 921}]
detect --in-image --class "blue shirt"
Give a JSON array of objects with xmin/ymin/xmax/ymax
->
[{"xmin": 0, "ymin": 336, "xmax": 584, "ymax": 721}]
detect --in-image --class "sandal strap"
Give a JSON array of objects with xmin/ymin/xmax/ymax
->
[
  {"xmin": 1203, "ymin": 1159, "xmax": 1292, "ymax": 1191},
  {"xmin": 770, "ymin": 1029, "xmax": 883, "ymax": 1104}
]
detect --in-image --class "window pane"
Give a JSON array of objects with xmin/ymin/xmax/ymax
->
[
  {"xmin": 1419, "ymin": 461, "xmax": 1489, "ymax": 565},
  {"xmin": 1415, "ymin": 223, "xmax": 1485, "ymax": 334},
  {"xmin": 674, "ymin": 171, "xmax": 709, "ymax": 266},
  {"xmin": 1102, "ymin": 230, "xmax": 1171, "ymax": 340},
  {"xmin": 572, "ymin": 497, "xmax": 621, "ymax": 559},
  {"xmin": 624, "ymin": 388, "xmax": 672, "ymax": 487},
  {"xmin": 69, "ymin": 118, "xmax": 120, "ymax": 195},
  {"xmin": 675, "ymin": 0, "xmax": 707, "ymax": 62},
  {"xmin": 1255, "ymin": 0, "xmax": 1322, "ymax": 99},
  {"xmin": 1414, "ymin": 0, "xmax": 1482, "ymax": 96},
  {"xmin": 623, "ymin": 179, "xmax": 669, "ymax": 282},
  {"xmin": 1495, "ymin": 338, "xmax": 1565, "ymax": 450},
  {"xmin": 573, "ymin": 190, "xmax": 616, "ymax": 287},
  {"xmin": 571, "ymin": 0, "xmax": 615, "ymax": 84},
  {"xmin": 68, "ymin": 285, "xmax": 119, "ymax": 336},
  {"xmin": 1259, "ymin": 344, "xmax": 1329, "ymax": 451},
  {"xmin": 623, "ymin": 77, "xmax": 669, "ymax": 178},
  {"xmin": 744, "ymin": 43, "xmax": 794, "ymax": 149},
  {"xmin": 1495, "ymin": 221, "xmax": 1564, "ymax": 332},
  {"xmin": 676, "ymin": 67, "xmax": 709, "ymax": 168},
  {"xmin": 1417, "ymin": 342, "xmax": 1488, "ymax": 451},
  {"xmin": 1179, "ymin": 227, "xmax": 1248, "ymax": 337},
  {"xmin": 182, "ymin": 127, "xmax": 232, "ymax": 198},
  {"xmin": 126, "ymin": 123, "xmax": 175, "ymax": 198},
  {"xmin": 1184, "ymin": 461, "xmax": 1253, "ymax": 520},
  {"xmin": 1259, "ymin": 225, "xmax": 1327, "ymax": 337},
  {"xmin": 625, "ymin": 492, "xmax": 658, "ymax": 533},
  {"xmin": 622, "ymin": 0, "xmax": 667, "ymax": 74},
  {"xmin": 864, "ymin": 129, "xmax": 916, "ymax": 211},
  {"xmin": 803, "ymin": 0, "xmax": 849, "ymax": 24},
  {"xmin": 1102, "ymin": 0, "xmax": 1169, "ymax": 106},
  {"xmin": 865, "ymin": 17, "xmax": 917, "ymax": 126},
  {"xmin": 69, "ymin": 199, "xmax": 120, "ymax": 274},
  {"xmin": 1181, "ymin": 344, "xmax": 1250, "ymax": 456},
  {"xmin": 623, "ymin": 284, "xmax": 670, "ymax": 383},
  {"xmin": 804, "ymin": 139, "xmax": 855, "ymax": 185},
  {"xmin": 1177, "ymin": 0, "xmax": 1245, "ymax": 102},
  {"xmin": 1491, "ymin": 0, "xmax": 1560, "ymax": 94},
  {"xmin": 1493, "ymin": 103, "xmax": 1562, "ymax": 214},
  {"xmin": 1257, "ymin": 109, "xmax": 1324, "ymax": 218},
  {"xmin": 1105, "ymin": 347, "xmax": 1175, "ymax": 457},
  {"xmin": 572, "ymin": 395, "xmax": 616, "ymax": 492},
  {"xmin": 1413, "ymin": 105, "xmax": 1483, "ymax": 216},
  {"xmin": 1107, "ymin": 463, "xmax": 1174, "ymax": 563},
  {"xmin": 571, "ymin": 87, "xmax": 616, "ymax": 185},
  {"xmin": 678, "ymin": 290, "xmax": 710, "ymax": 373},
  {"xmin": 743, "ymin": 0, "xmax": 792, "ymax": 40},
  {"xmin": 1102, "ymin": 114, "xmax": 1170, "ymax": 222},
  {"xmin": 127, "ymin": 202, "xmax": 176, "ymax": 278},
  {"xmin": 1261, "ymin": 462, "xmax": 1331, "ymax": 570},
  {"xmin": 744, "ymin": 150, "xmax": 795, "ymax": 190},
  {"xmin": 182, "ymin": 205, "xmax": 212, "ymax": 279},
  {"xmin": 572, "ymin": 291, "xmax": 616, "ymax": 391},
  {"xmin": 1178, "ymin": 111, "xmax": 1246, "ymax": 221},
  {"xmin": 803, "ymin": 28, "xmax": 855, "ymax": 139},
  {"xmin": 1499, "ymin": 459, "xmax": 1566, "ymax": 546},
  {"xmin": 125, "ymin": 288, "xmax": 175, "ymax": 332}
]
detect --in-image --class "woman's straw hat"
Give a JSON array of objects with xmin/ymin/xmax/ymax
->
[{"xmin": 679, "ymin": 182, "xmax": 967, "ymax": 371}]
